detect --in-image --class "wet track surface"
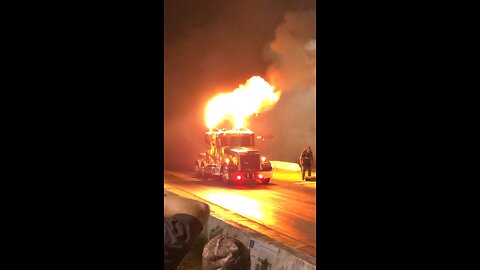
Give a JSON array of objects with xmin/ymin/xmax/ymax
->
[{"xmin": 164, "ymin": 170, "xmax": 316, "ymax": 254}]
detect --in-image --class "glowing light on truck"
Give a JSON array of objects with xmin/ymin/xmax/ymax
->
[{"xmin": 205, "ymin": 76, "xmax": 280, "ymax": 129}]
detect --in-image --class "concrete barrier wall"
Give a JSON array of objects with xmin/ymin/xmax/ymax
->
[
  {"xmin": 189, "ymin": 215, "xmax": 316, "ymax": 270},
  {"xmin": 270, "ymin": 161, "xmax": 302, "ymax": 172}
]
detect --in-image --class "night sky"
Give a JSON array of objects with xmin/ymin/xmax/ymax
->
[{"xmin": 164, "ymin": 0, "xmax": 316, "ymax": 169}]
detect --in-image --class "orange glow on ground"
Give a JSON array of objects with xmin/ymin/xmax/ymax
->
[{"xmin": 206, "ymin": 193, "xmax": 265, "ymax": 221}]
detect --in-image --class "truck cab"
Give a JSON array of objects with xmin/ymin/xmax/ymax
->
[{"xmin": 195, "ymin": 128, "xmax": 273, "ymax": 185}]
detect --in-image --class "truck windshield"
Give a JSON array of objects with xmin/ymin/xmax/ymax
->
[{"xmin": 230, "ymin": 135, "xmax": 253, "ymax": 147}]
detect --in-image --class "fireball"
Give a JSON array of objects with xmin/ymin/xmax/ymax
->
[{"xmin": 205, "ymin": 76, "xmax": 280, "ymax": 129}]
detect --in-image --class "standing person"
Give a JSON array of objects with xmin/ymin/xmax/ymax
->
[
  {"xmin": 164, "ymin": 193, "xmax": 210, "ymax": 270},
  {"xmin": 300, "ymin": 146, "xmax": 314, "ymax": 181}
]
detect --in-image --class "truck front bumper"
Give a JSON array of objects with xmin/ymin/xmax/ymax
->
[{"xmin": 233, "ymin": 171, "xmax": 273, "ymax": 183}]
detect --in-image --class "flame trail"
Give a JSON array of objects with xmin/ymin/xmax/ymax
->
[{"xmin": 205, "ymin": 76, "xmax": 281, "ymax": 129}]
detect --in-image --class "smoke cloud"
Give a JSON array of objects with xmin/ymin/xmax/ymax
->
[
  {"xmin": 251, "ymin": 10, "xmax": 316, "ymax": 165},
  {"xmin": 266, "ymin": 10, "xmax": 317, "ymax": 93}
]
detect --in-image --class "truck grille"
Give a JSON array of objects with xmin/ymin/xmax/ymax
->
[{"xmin": 240, "ymin": 154, "xmax": 260, "ymax": 171}]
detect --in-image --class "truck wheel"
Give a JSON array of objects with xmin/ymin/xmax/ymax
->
[
  {"xmin": 261, "ymin": 178, "xmax": 270, "ymax": 184},
  {"xmin": 200, "ymin": 163, "xmax": 206, "ymax": 179},
  {"xmin": 194, "ymin": 162, "xmax": 201, "ymax": 178},
  {"xmin": 221, "ymin": 165, "xmax": 231, "ymax": 185}
]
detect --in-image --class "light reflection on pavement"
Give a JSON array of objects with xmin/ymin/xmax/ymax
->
[{"xmin": 164, "ymin": 170, "xmax": 316, "ymax": 252}]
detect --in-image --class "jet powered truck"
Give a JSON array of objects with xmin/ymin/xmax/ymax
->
[{"xmin": 195, "ymin": 128, "xmax": 273, "ymax": 185}]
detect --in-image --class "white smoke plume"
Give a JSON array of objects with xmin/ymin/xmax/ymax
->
[
  {"xmin": 251, "ymin": 10, "xmax": 317, "ymax": 165},
  {"xmin": 266, "ymin": 10, "xmax": 316, "ymax": 93}
]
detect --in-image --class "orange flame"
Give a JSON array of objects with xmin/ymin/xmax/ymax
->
[{"xmin": 205, "ymin": 76, "xmax": 280, "ymax": 129}]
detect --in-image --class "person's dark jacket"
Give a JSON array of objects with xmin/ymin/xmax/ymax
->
[
  {"xmin": 301, "ymin": 150, "xmax": 313, "ymax": 165},
  {"xmin": 164, "ymin": 214, "xmax": 204, "ymax": 270}
]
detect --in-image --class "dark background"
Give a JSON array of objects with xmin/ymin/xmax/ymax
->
[
  {"xmin": 164, "ymin": 0, "xmax": 316, "ymax": 170},
  {"xmin": 5, "ymin": 1, "xmax": 457, "ymax": 269}
]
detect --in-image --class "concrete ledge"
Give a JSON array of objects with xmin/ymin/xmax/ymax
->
[
  {"xmin": 270, "ymin": 161, "xmax": 302, "ymax": 172},
  {"xmin": 202, "ymin": 215, "xmax": 316, "ymax": 270}
]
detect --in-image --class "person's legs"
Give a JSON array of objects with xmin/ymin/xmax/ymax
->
[
  {"xmin": 308, "ymin": 164, "xmax": 311, "ymax": 177},
  {"xmin": 301, "ymin": 166, "xmax": 305, "ymax": 180}
]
